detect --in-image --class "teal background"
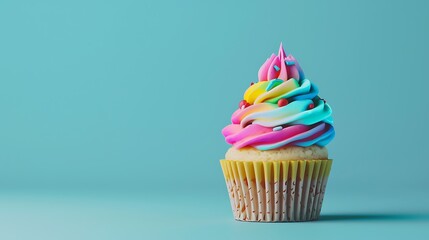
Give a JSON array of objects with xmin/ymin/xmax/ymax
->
[{"xmin": 0, "ymin": 0, "xmax": 428, "ymax": 239}]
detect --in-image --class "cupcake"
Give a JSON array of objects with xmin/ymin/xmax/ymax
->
[{"xmin": 220, "ymin": 43, "xmax": 335, "ymax": 222}]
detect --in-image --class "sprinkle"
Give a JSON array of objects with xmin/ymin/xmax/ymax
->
[
  {"xmin": 273, "ymin": 126, "xmax": 283, "ymax": 131},
  {"xmin": 308, "ymin": 103, "xmax": 315, "ymax": 109},
  {"xmin": 285, "ymin": 61, "xmax": 295, "ymax": 66},
  {"xmin": 250, "ymin": 82, "xmax": 254, "ymax": 86},
  {"xmin": 239, "ymin": 100, "xmax": 248, "ymax": 109},
  {"xmin": 273, "ymin": 65, "xmax": 280, "ymax": 71},
  {"xmin": 277, "ymin": 98, "xmax": 289, "ymax": 107}
]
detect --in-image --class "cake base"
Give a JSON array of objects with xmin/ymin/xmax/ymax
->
[{"xmin": 225, "ymin": 146, "xmax": 328, "ymax": 162}]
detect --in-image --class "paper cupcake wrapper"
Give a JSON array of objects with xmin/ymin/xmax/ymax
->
[{"xmin": 220, "ymin": 159, "xmax": 332, "ymax": 222}]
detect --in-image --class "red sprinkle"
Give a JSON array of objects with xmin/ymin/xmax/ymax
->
[
  {"xmin": 239, "ymin": 100, "xmax": 250, "ymax": 109},
  {"xmin": 308, "ymin": 103, "xmax": 315, "ymax": 109},
  {"xmin": 277, "ymin": 98, "xmax": 289, "ymax": 107}
]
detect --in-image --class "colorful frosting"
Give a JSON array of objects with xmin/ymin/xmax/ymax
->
[{"xmin": 222, "ymin": 43, "xmax": 335, "ymax": 150}]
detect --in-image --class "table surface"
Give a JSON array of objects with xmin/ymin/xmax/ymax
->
[{"xmin": 1, "ymin": 190, "xmax": 428, "ymax": 240}]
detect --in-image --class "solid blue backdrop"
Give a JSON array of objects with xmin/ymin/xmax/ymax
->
[{"xmin": 0, "ymin": 0, "xmax": 428, "ymax": 239}]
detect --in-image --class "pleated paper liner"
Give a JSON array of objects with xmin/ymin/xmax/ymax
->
[{"xmin": 220, "ymin": 159, "xmax": 332, "ymax": 222}]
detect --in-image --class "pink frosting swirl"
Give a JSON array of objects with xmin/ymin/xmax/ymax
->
[
  {"xmin": 222, "ymin": 121, "xmax": 333, "ymax": 150},
  {"xmin": 258, "ymin": 43, "xmax": 305, "ymax": 82}
]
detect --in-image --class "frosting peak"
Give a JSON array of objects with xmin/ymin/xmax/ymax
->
[
  {"xmin": 257, "ymin": 43, "xmax": 305, "ymax": 82},
  {"xmin": 223, "ymin": 43, "xmax": 335, "ymax": 150}
]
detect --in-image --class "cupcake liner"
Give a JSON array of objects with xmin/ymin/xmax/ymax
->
[{"xmin": 220, "ymin": 159, "xmax": 332, "ymax": 222}]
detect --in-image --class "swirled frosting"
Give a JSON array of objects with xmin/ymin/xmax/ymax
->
[{"xmin": 222, "ymin": 43, "xmax": 335, "ymax": 150}]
